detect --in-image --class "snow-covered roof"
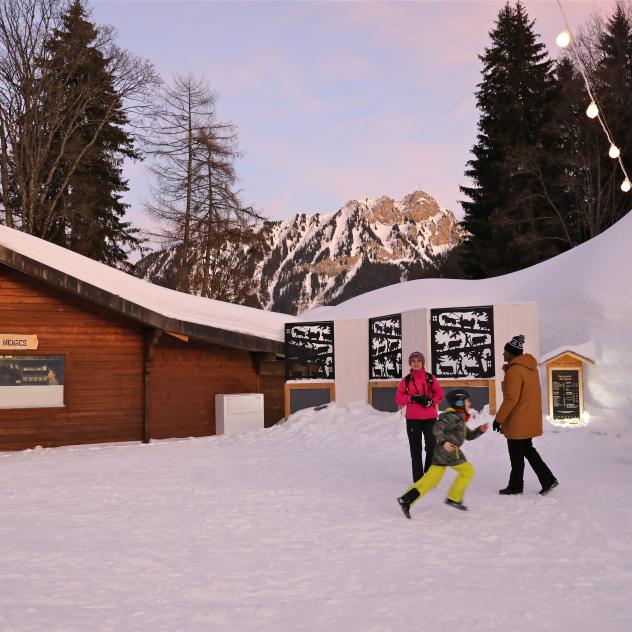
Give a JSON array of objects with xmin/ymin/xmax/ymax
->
[
  {"xmin": 540, "ymin": 341, "xmax": 597, "ymax": 365},
  {"xmin": 0, "ymin": 225, "xmax": 294, "ymax": 352}
]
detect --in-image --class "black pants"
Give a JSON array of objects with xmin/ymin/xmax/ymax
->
[
  {"xmin": 507, "ymin": 438, "xmax": 556, "ymax": 491},
  {"xmin": 406, "ymin": 419, "xmax": 437, "ymax": 482}
]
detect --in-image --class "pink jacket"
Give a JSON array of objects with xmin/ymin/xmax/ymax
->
[{"xmin": 395, "ymin": 369, "xmax": 444, "ymax": 420}]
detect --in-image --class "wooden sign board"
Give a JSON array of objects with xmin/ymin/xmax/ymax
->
[
  {"xmin": 439, "ymin": 378, "xmax": 497, "ymax": 415},
  {"xmin": 1, "ymin": 334, "xmax": 38, "ymax": 351},
  {"xmin": 284, "ymin": 382, "xmax": 336, "ymax": 418},
  {"xmin": 368, "ymin": 381, "xmax": 400, "ymax": 412},
  {"xmin": 543, "ymin": 352, "xmax": 593, "ymax": 424}
]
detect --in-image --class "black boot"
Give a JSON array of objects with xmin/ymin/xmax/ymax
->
[
  {"xmin": 397, "ymin": 497, "xmax": 411, "ymax": 519},
  {"xmin": 498, "ymin": 486, "xmax": 523, "ymax": 495},
  {"xmin": 445, "ymin": 498, "xmax": 468, "ymax": 511},
  {"xmin": 539, "ymin": 479, "xmax": 559, "ymax": 496}
]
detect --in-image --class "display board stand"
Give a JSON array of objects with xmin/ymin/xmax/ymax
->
[
  {"xmin": 438, "ymin": 378, "xmax": 497, "ymax": 414},
  {"xmin": 284, "ymin": 381, "xmax": 336, "ymax": 418},
  {"xmin": 543, "ymin": 351, "xmax": 595, "ymax": 424}
]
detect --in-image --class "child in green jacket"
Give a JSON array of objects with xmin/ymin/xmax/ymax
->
[{"xmin": 397, "ymin": 389, "xmax": 488, "ymax": 518}]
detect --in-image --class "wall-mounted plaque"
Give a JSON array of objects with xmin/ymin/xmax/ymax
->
[
  {"xmin": 369, "ymin": 314, "xmax": 402, "ymax": 380},
  {"xmin": 0, "ymin": 334, "xmax": 38, "ymax": 351},
  {"xmin": 430, "ymin": 306, "xmax": 495, "ymax": 379},
  {"xmin": 285, "ymin": 322, "xmax": 335, "ymax": 380},
  {"xmin": 550, "ymin": 368, "xmax": 581, "ymax": 421}
]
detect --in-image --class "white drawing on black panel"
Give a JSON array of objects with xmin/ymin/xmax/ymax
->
[
  {"xmin": 431, "ymin": 307, "xmax": 495, "ymax": 379},
  {"xmin": 369, "ymin": 315, "xmax": 402, "ymax": 380},
  {"xmin": 285, "ymin": 322, "xmax": 335, "ymax": 380}
]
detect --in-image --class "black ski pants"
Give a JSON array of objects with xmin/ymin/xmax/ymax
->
[
  {"xmin": 406, "ymin": 418, "xmax": 437, "ymax": 482},
  {"xmin": 507, "ymin": 438, "xmax": 556, "ymax": 491}
]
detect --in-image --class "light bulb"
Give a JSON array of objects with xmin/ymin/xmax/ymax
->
[
  {"xmin": 586, "ymin": 101, "xmax": 598, "ymax": 119},
  {"xmin": 556, "ymin": 30, "xmax": 571, "ymax": 48},
  {"xmin": 622, "ymin": 178, "xmax": 631, "ymax": 193},
  {"xmin": 609, "ymin": 144, "xmax": 620, "ymax": 159}
]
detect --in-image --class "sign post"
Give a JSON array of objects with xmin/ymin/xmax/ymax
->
[{"xmin": 543, "ymin": 351, "xmax": 595, "ymax": 424}]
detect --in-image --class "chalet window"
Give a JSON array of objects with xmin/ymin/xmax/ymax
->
[{"xmin": 0, "ymin": 355, "xmax": 65, "ymax": 409}]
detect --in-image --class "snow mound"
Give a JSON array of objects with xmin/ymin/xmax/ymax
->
[{"xmin": 305, "ymin": 212, "xmax": 632, "ymax": 428}]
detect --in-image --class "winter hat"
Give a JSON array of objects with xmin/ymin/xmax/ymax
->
[
  {"xmin": 446, "ymin": 388, "xmax": 470, "ymax": 410},
  {"xmin": 408, "ymin": 351, "xmax": 425, "ymax": 366},
  {"xmin": 504, "ymin": 334, "xmax": 525, "ymax": 355}
]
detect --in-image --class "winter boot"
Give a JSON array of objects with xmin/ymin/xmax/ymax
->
[
  {"xmin": 445, "ymin": 498, "xmax": 468, "ymax": 511},
  {"xmin": 397, "ymin": 497, "xmax": 411, "ymax": 519},
  {"xmin": 498, "ymin": 486, "xmax": 523, "ymax": 495},
  {"xmin": 539, "ymin": 479, "xmax": 559, "ymax": 496}
]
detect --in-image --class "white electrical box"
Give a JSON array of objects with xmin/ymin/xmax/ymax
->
[{"xmin": 215, "ymin": 393, "xmax": 265, "ymax": 435}]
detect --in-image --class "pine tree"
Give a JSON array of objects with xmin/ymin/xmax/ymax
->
[
  {"xmin": 42, "ymin": 0, "xmax": 140, "ymax": 265},
  {"xmin": 593, "ymin": 2, "xmax": 632, "ymax": 227},
  {"xmin": 460, "ymin": 1, "xmax": 560, "ymax": 278},
  {"xmin": 545, "ymin": 2, "xmax": 632, "ymax": 244}
]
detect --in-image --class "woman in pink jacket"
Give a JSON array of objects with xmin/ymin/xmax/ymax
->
[{"xmin": 395, "ymin": 351, "xmax": 444, "ymax": 482}]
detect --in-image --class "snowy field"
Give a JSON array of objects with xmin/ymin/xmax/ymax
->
[{"xmin": 2, "ymin": 402, "xmax": 632, "ymax": 632}]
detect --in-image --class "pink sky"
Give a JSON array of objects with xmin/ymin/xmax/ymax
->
[{"xmin": 93, "ymin": 0, "xmax": 617, "ymax": 228}]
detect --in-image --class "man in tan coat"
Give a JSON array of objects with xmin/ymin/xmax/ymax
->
[{"xmin": 493, "ymin": 335, "xmax": 558, "ymax": 496}]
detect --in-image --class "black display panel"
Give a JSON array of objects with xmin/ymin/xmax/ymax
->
[
  {"xmin": 431, "ymin": 307, "xmax": 495, "ymax": 379},
  {"xmin": 285, "ymin": 322, "xmax": 335, "ymax": 380},
  {"xmin": 369, "ymin": 314, "xmax": 402, "ymax": 380},
  {"xmin": 288, "ymin": 387, "xmax": 332, "ymax": 414},
  {"xmin": 551, "ymin": 369, "xmax": 581, "ymax": 420}
]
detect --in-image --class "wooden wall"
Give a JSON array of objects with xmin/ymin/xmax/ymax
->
[
  {"xmin": 0, "ymin": 264, "xmax": 286, "ymax": 450},
  {"xmin": 0, "ymin": 265, "xmax": 144, "ymax": 450},
  {"xmin": 258, "ymin": 360, "xmax": 285, "ymax": 427},
  {"xmin": 147, "ymin": 335, "xmax": 259, "ymax": 439}
]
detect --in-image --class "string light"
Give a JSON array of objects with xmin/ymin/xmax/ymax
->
[
  {"xmin": 586, "ymin": 101, "xmax": 598, "ymax": 119},
  {"xmin": 556, "ymin": 1, "xmax": 630, "ymax": 192},
  {"xmin": 556, "ymin": 30, "xmax": 571, "ymax": 47}
]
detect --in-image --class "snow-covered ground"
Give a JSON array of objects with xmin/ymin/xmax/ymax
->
[{"xmin": 2, "ymin": 402, "xmax": 631, "ymax": 632}]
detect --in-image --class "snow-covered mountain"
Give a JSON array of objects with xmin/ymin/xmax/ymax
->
[
  {"xmin": 257, "ymin": 191, "xmax": 463, "ymax": 314},
  {"xmin": 136, "ymin": 190, "xmax": 463, "ymax": 315}
]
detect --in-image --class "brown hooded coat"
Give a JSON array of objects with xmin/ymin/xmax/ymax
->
[{"xmin": 495, "ymin": 354, "xmax": 543, "ymax": 439}]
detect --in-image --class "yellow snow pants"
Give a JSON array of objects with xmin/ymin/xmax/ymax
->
[{"xmin": 404, "ymin": 462, "xmax": 475, "ymax": 504}]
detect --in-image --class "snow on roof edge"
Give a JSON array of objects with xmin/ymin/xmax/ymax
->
[{"xmin": 0, "ymin": 225, "xmax": 295, "ymax": 343}]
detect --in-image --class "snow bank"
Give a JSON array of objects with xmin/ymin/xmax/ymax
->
[
  {"xmin": 2, "ymin": 401, "xmax": 631, "ymax": 631},
  {"xmin": 303, "ymin": 212, "xmax": 632, "ymax": 432},
  {"xmin": 0, "ymin": 225, "xmax": 293, "ymax": 342}
]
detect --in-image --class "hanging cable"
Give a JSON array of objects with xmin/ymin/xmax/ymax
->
[{"xmin": 555, "ymin": 0, "xmax": 630, "ymax": 191}]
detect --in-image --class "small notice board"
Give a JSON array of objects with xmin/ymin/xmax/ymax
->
[{"xmin": 543, "ymin": 351, "xmax": 594, "ymax": 424}]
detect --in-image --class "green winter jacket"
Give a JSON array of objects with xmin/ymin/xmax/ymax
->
[{"xmin": 432, "ymin": 408, "xmax": 484, "ymax": 467}]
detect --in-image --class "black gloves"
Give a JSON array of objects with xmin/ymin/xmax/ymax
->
[
  {"xmin": 411, "ymin": 395, "xmax": 434, "ymax": 407},
  {"xmin": 492, "ymin": 420, "xmax": 502, "ymax": 432}
]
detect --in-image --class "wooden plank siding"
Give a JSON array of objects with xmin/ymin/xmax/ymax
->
[
  {"xmin": 1, "ymin": 263, "xmax": 286, "ymax": 450},
  {"xmin": 0, "ymin": 265, "xmax": 144, "ymax": 450},
  {"xmin": 147, "ymin": 335, "xmax": 259, "ymax": 439}
]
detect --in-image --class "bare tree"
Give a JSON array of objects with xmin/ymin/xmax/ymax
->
[
  {"xmin": 192, "ymin": 126, "xmax": 262, "ymax": 300},
  {"xmin": 144, "ymin": 75, "xmax": 216, "ymax": 292},
  {"xmin": 145, "ymin": 75, "xmax": 263, "ymax": 301}
]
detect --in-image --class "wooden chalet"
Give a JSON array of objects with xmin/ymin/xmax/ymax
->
[{"xmin": 0, "ymin": 226, "xmax": 288, "ymax": 451}]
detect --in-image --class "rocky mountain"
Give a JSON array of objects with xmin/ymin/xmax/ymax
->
[
  {"xmin": 136, "ymin": 190, "xmax": 465, "ymax": 315},
  {"xmin": 256, "ymin": 191, "xmax": 463, "ymax": 314}
]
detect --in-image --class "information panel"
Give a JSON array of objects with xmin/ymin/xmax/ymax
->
[
  {"xmin": 285, "ymin": 322, "xmax": 335, "ymax": 380},
  {"xmin": 430, "ymin": 306, "xmax": 495, "ymax": 379},
  {"xmin": 369, "ymin": 314, "xmax": 402, "ymax": 380},
  {"xmin": 551, "ymin": 368, "xmax": 581, "ymax": 421},
  {"xmin": 0, "ymin": 355, "xmax": 65, "ymax": 409}
]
